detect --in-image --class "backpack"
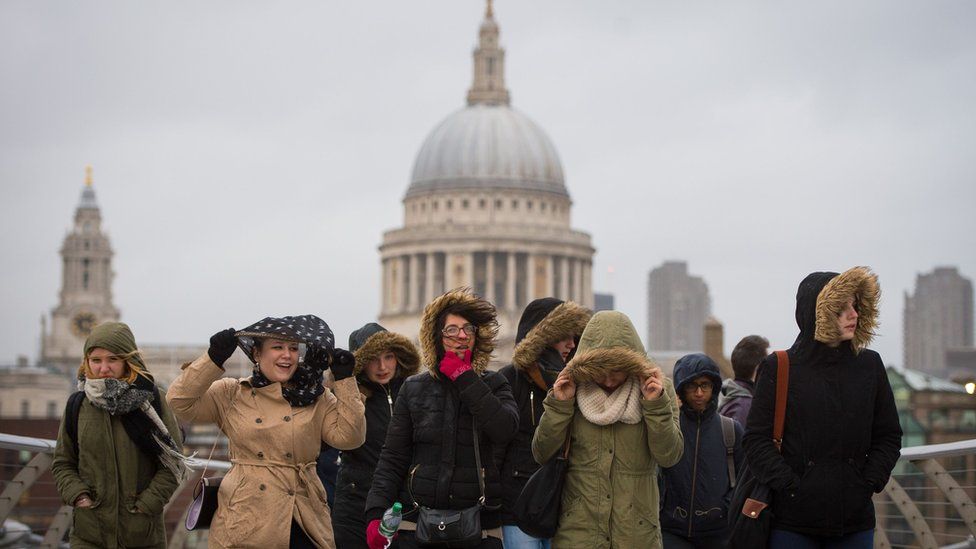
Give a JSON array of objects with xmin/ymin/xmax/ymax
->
[{"xmin": 719, "ymin": 414, "xmax": 737, "ymax": 488}]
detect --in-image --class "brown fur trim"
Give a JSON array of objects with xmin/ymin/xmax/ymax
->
[
  {"xmin": 352, "ymin": 331, "xmax": 421, "ymax": 378},
  {"xmin": 512, "ymin": 301, "xmax": 592, "ymax": 371},
  {"xmin": 566, "ymin": 346, "xmax": 657, "ymax": 383},
  {"xmin": 814, "ymin": 266, "xmax": 880, "ymax": 352},
  {"xmin": 418, "ymin": 288, "xmax": 498, "ymax": 376}
]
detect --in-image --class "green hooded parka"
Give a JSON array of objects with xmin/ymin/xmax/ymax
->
[{"xmin": 532, "ymin": 311, "xmax": 683, "ymax": 549}]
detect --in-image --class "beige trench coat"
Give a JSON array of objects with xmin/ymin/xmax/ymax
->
[{"xmin": 167, "ymin": 354, "xmax": 366, "ymax": 548}]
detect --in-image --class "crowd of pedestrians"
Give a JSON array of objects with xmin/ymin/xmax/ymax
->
[{"xmin": 52, "ymin": 266, "xmax": 901, "ymax": 549}]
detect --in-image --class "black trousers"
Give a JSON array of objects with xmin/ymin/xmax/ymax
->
[{"xmin": 290, "ymin": 519, "xmax": 317, "ymax": 549}]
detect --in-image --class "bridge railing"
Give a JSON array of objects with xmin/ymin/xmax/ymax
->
[{"xmin": 3, "ymin": 432, "xmax": 976, "ymax": 548}]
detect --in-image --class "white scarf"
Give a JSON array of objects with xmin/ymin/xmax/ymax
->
[{"xmin": 576, "ymin": 376, "xmax": 643, "ymax": 426}]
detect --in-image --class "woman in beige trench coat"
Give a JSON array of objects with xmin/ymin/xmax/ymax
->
[{"xmin": 168, "ymin": 315, "xmax": 366, "ymax": 549}]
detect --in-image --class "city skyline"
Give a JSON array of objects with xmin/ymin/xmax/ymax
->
[{"xmin": 1, "ymin": 1, "xmax": 974, "ymax": 367}]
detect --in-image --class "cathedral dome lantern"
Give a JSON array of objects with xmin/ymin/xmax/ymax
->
[{"xmin": 379, "ymin": 3, "xmax": 595, "ymax": 364}]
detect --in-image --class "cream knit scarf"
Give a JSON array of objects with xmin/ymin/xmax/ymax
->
[{"xmin": 576, "ymin": 376, "xmax": 643, "ymax": 426}]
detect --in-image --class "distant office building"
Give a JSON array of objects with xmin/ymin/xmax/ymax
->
[
  {"xmin": 593, "ymin": 292, "xmax": 614, "ymax": 312},
  {"xmin": 904, "ymin": 267, "xmax": 974, "ymax": 377},
  {"xmin": 647, "ymin": 261, "xmax": 711, "ymax": 352}
]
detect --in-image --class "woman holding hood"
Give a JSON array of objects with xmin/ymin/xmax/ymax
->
[
  {"xmin": 743, "ymin": 267, "xmax": 902, "ymax": 548},
  {"xmin": 496, "ymin": 297, "xmax": 591, "ymax": 548},
  {"xmin": 331, "ymin": 322, "xmax": 421, "ymax": 549},
  {"xmin": 167, "ymin": 315, "xmax": 367, "ymax": 549},
  {"xmin": 532, "ymin": 310, "xmax": 684, "ymax": 549},
  {"xmin": 52, "ymin": 322, "xmax": 186, "ymax": 549},
  {"xmin": 364, "ymin": 288, "xmax": 519, "ymax": 549}
]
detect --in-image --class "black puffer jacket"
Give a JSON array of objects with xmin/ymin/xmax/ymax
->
[
  {"xmin": 659, "ymin": 353, "xmax": 743, "ymax": 540},
  {"xmin": 364, "ymin": 289, "xmax": 519, "ymax": 531},
  {"xmin": 495, "ymin": 298, "xmax": 591, "ymax": 525},
  {"xmin": 743, "ymin": 267, "xmax": 903, "ymax": 537},
  {"xmin": 332, "ymin": 323, "xmax": 420, "ymax": 549}
]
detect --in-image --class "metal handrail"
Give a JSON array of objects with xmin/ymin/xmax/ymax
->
[{"xmin": 0, "ymin": 432, "xmax": 231, "ymax": 472}]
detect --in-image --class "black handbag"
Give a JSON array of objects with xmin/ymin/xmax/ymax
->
[
  {"xmin": 185, "ymin": 476, "xmax": 222, "ymax": 530},
  {"xmin": 512, "ymin": 433, "xmax": 571, "ymax": 539},
  {"xmin": 185, "ymin": 434, "xmax": 222, "ymax": 531},
  {"xmin": 413, "ymin": 429, "xmax": 485, "ymax": 547},
  {"xmin": 728, "ymin": 350, "xmax": 790, "ymax": 549}
]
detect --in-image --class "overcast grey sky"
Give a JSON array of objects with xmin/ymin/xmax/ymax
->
[{"xmin": 2, "ymin": 1, "xmax": 974, "ymax": 368}]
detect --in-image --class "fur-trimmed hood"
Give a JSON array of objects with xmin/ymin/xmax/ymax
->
[
  {"xmin": 349, "ymin": 323, "xmax": 421, "ymax": 378},
  {"xmin": 793, "ymin": 266, "xmax": 879, "ymax": 357},
  {"xmin": 813, "ymin": 266, "xmax": 880, "ymax": 352},
  {"xmin": 418, "ymin": 288, "xmax": 498, "ymax": 376},
  {"xmin": 512, "ymin": 300, "xmax": 591, "ymax": 371},
  {"xmin": 565, "ymin": 310, "xmax": 656, "ymax": 383}
]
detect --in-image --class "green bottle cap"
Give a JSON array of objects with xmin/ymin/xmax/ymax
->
[{"xmin": 392, "ymin": 502, "xmax": 402, "ymax": 513}]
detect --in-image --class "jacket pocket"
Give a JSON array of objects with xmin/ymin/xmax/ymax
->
[
  {"xmin": 120, "ymin": 498, "xmax": 158, "ymax": 547},
  {"xmin": 71, "ymin": 506, "xmax": 102, "ymax": 544}
]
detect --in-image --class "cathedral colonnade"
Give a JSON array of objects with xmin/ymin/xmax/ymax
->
[{"xmin": 380, "ymin": 249, "xmax": 593, "ymax": 316}]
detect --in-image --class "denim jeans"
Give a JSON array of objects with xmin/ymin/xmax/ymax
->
[
  {"xmin": 769, "ymin": 529, "xmax": 874, "ymax": 549},
  {"xmin": 502, "ymin": 525, "xmax": 551, "ymax": 549}
]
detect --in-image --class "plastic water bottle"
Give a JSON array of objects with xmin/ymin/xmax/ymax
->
[{"xmin": 378, "ymin": 502, "xmax": 402, "ymax": 546}]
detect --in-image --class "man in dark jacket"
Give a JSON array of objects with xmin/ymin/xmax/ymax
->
[
  {"xmin": 495, "ymin": 297, "xmax": 591, "ymax": 548},
  {"xmin": 743, "ymin": 267, "xmax": 902, "ymax": 547},
  {"xmin": 660, "ymin": 353, "xmax": 744, "ymax": 548},
  {"xmin": 718, "ymin": 335, "xmax": 769, "ymax": 427},
  {"xmin": 365, "ymin": 289, "xmax": 519, "ymax": 549}
]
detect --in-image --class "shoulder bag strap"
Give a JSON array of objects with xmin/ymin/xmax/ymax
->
[
  {"xmin": 773, "ymin": 350, "xmax": 791, "ymax": 453},
  {"xmin": 719, "ymin": 415, "xmax": 736, "ymax": 488},
  {"xmin": 472, "ymin": 427, "xmax": 485, "ymax": 506}
]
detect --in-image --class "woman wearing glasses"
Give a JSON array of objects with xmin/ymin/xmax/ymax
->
[
  {"xmin": 743, "ymin": 267, "xmax": 902, "ymax": 548},
  {"xmin": 364, "ymin": 288, "xmax": 519, "ymax": 549}
]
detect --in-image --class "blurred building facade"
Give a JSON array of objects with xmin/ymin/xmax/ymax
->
[
  {"xmin": 904, "ymin": 267, "xmax": 974, "ymax": 378},
  {"xmin": 40, "ymin": 167, "xmax": 121, "ymax": 376},
  {"xmin": 378, "ymin": 4, "xmax": 594, "ymax": 364},
  {"xmin": 646, "ymin": 261, "xmax": 711, "ymax": 353}
]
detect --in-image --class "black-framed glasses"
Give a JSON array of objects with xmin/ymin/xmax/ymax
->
[
  {"xmin": 687, "ymin": 381, "xmax": 713, "ymax": 393},
  {"xmin": 442, "ymin": 324, "xmax": 476, "ymax": 337}
]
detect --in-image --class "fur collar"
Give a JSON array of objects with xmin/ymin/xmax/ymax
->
[
  {"xmin": 352, "ymin": 331, "xmax": 421, "ymax": 377},
  {"xmin": 418, "ymin": 288, "xmax": 498, "ymax": 376},
  {"xmin": 814, "ymin": 266, "xmax": 880, "ymax": 352},
  {"xmin": 512, "ymin": 301, "xmax": 591, "ymax": 371},
  {"xmin": 566, "ymin": 346, "xmax": 657, "ymax": 383}
]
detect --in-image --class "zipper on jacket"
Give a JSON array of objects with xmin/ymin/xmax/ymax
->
[
  {"xmin": 688, "ymin": 414, "xmax": 702, "ymax": 538},
  {"xmin": 384, "ymin": 385, "xmax": 393, "ymax": 416},
  {"xmin": 530, "ymin": 390, "xmax": 536, "ymax": 426}
]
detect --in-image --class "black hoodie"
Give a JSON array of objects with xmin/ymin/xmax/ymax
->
[{"xmin": 742, "ymin": 268, "xmax": 902, "ymax": 537}]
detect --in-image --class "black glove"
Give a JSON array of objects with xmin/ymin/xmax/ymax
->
[
  {"xmin": 207, "ymin": 328, "xmax": 238, "ymax": 368},
  {"xmin": 304, "ymin": 344, "xmax": 331, "ymax": 372},
  {"xmin": 330, "ymin": 348, "xmax": 356, "ymax": 381}
]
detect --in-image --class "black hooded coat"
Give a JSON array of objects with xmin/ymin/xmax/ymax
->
[
  {"xmin": 332, "ymin": 323, "xmax": 420, "ymax": 549},
  {"xmin": 364, "ymin": 289, "xmax": 519, "ymax": 534},
  {"xmin": 742, "ymin": 269, "xmax": 902, "ymax": 537},
  {"xmin": 494, "ymin": 298, "xmax": 591, "ymax": 526}
]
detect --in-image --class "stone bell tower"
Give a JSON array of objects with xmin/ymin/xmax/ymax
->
[{"xmin": 42, "ymin": 167, "xmax": 121, "ymax": 374}]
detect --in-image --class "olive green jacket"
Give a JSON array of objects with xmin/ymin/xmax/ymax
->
[
  {"xmin": 51, "ymin": 387, "xmax": 182, "ymax": 549},
  {"xmin": 532, "ymin": 311, "xmax": 683, "ymax": 549}
]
